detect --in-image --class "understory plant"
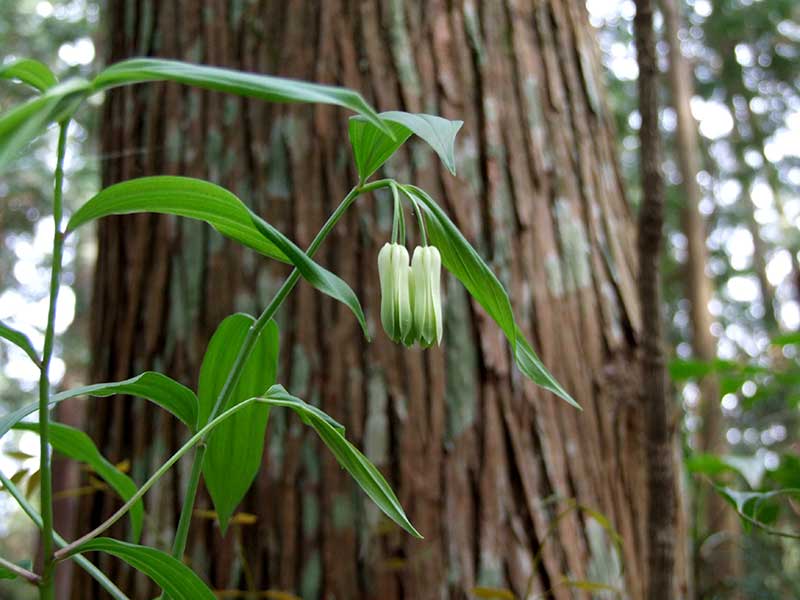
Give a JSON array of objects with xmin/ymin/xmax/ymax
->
[{"xmin": 0, "ymin": 56, "xmax": 577, "ymax": 599}]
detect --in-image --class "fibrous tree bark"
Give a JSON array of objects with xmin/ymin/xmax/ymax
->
[
  {"xmin": 71, "ymin": 1, "xmax": 680, "ymax": 598},
  {"xmin": 633, "ymin": 0, "xmax": 677, "ymax": 599},
  {"xmin": 660, "ymin": 0, "xmax": 742, "ymax": 596}
]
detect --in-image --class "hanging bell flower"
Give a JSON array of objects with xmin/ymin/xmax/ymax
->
[
  {"xmin": 378, "ymin": 242, "xmax": 412, "ymax": 343},
  {"xmin": 410, "ymin": 245, "xmax": 443, "ymax": 347}
]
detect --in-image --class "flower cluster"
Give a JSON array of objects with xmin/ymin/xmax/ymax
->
[{"xmin": 378, "ymin": 242, "xmax": 443, "ymax": 347}]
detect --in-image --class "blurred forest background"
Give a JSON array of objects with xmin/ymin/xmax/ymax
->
[{"xmin": 0, "ymin": 0, "xmax": 798, "ymax": 599}]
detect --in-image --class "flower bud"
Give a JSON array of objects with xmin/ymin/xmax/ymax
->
[
  {"xmin": 378, "ymin": 243, "xmax": 412, "ymax": 343},
  {"xmin": 410, "ymin": 245, "xmax": 443, "ymax": 347}
]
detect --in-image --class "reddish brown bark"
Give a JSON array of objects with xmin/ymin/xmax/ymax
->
[{"xmin": 71, "ymin": 1, "xmax": 676, "ymax": 598}]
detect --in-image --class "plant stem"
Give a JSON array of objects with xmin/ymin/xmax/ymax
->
[
  {"xmin": 38, "ymin": 120, "xmax": 69, "ymax": 599},
  {"xmin": 168, "ymin": 443, "xmax": 205, "ymax": 558},
  {"xmin": 0, "ymin": 555, "xmax": 40, "ymax": 584},
  {"xmin": 168, "ymin": 177, "xmax": 394, "ymax": 561},
  {"xmin": 400, "ymin": 185, "xmax": 428, "ymax": 246},
  {"xmin": 0, "ymin": 471, "xmax": 129, "ymax": 600},
  {"xmin": 54, "ymin": 396, "xmax": 266, "ymax": 560}
]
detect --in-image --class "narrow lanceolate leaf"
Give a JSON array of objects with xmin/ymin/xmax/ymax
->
[
  {"xmin": 66, "ymin": 176, "xmax": 287, "ymax": 262},
  {"xmin": 92, "ymin": 58, "xmax": 391, "ymax": 136},
  {"xmin": 14, "ymin": 422, "xmax": 144, "ymax": 542},
  {"xmin": 251, "ymin": 214, "xmax": 370, "ymax": 338},
  {"xmin": 199, "ymin": 314, "xmax": 279, "ymax": 533},
  {"xmin": 0, "ymin": 372, "xmax": 198, "ymax": 439},
  {"xmin": 71, "ymin": 538, "xmax": 215, "ymax": 600},
  {"xmin": 0, "ymin": 321, "xmax": 40, "ymax": 365},
  {"xmin": 0, "ymin": 58, "xmax": 58, "ymax": 92},
  {"xmin": 261, "ymin": 385, "xmax": 421, "ymax": 538},
  {"xmin": 66, "ymin": 176, "xmax": 369, "ymax": 337},
  {"xmin": 349, "ymin": 111, "xmax": 463, "ymax": 181},
  {"xmin": 0, "ymin": 78, "xmax": 90, "ymax": 172},
  {"xmin": 405, "ymin": 185, "xmax": 579, "ymax": 408}
]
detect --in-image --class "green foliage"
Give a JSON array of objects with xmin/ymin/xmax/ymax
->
[
  {"xmin": 0, "ymin": 77, "xmax": 89, "ymax": 170},
  {"xmin": 67, "ymin": 176, "xmax": 289, "ymax": 261},
  {"xmin": 68, "ymin": 175, "xmax": 370, "ymax": 337},
  {"xmin": 199, "ymin": 314, "xmax": 279, "ymax": 533},
  {"xmin": 349, "ymin": 111, "xmax": 463, "ymax": 181},
  {"xmin": 405, "ymin": 185, "xmax": 579, "ymax": 408},
  {"xmin": 0, "ymin": 321, "xmax": 40, "ymax": 366},
  {"xmin": 0, "ymin": 372, "xmax": 199, "ymax": 438},
  {"xmin": 71, "ymin": 538, "xmax": 215, "ymax": 600},
  {"xmin": 0, "ymin": 58, "xmax": 57, "ymax": 92},
  {"xmin": 13, "ymin": 422, "xmax": 144, "ymax": 542},
  {"xmin": 259, "ymin": 385, "xmax": 422, "ymax": 538},
  {"xmin": 92, "ymin": 58, "xmax": 391, "ymax": 136}
]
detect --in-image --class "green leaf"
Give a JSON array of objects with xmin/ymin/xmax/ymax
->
[
  {"xmin": 261, "ymin": 385, "xmax": 421, "ymax": 538},
  {"xmin": 0, "ymin": 565, "xmax": 17, "ymax": 580},
  {"xmin": 251, "ymin": 214, "xmax": 369, "ymax": 338},
  {"xmin": 199, "ymin": 314, "xmax": 279, "ymax": 533},
  {"xmin": 771, "ymin": 332, "xmax": 800, "ymax": 346},
  {"xmin": 0, "ymin": 321, "xmax": 40, "ymax": 365},
  {"xmin": 404, "ymin": 185, "xmax": 578, "ymax": 408},
  {"xmin": 0, "ymin": 78, "xmax": 90, "ymax": 171},
  {"xmin": 685, "ymin": 453, "xmax": 740, "ymax": 478},
  {"xmin": 0, "ymin": 58, "xmax": 58, "ymax": 91},
  {"xmin": 0, "ymin": 372, "xmax": 198, "ymax": 439},
  {"xmin": 92, "ymin": 58, "xmax": 391, "ymax": 136},
  {"xmin": 71, "ymin": 538, "xmax": 215, "ymax": 600},
  {"xmin": 66, "ymin": 177, "xmax": 369, "ymax": 337},
  {"xmin": 668, "ymin": 358, "xmax": 715, "ymax": 381},
  {"xmin": 66, "ymin": 176, "xmax": 287, "ymax": 262},
  {"xmin": 14, "ymin": 422, "xmax": 144, "ymax": 542},
  {"xmin": 348, "ymin": 111, "xmax": 463, "ymax": 181}
]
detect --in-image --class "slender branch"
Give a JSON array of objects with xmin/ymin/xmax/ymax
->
[
  {"xmin": 0, "ymin": 471, "xmax": 129, "ymax": 600},
  {"xmin": 168, "ymin": 177, "xmax": 394, "ymax": 561},
  {"xmin": 37, "ymin": 119, "xmax": 70, "ymax": 599},
  {"xmin": 0, "ymin": 555, "xmax": 40, "ymax": 584}
]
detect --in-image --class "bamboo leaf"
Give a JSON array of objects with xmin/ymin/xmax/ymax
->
[
  {"xmin": 92, "ymin": 58, "xmax": 390, "ymax": 136},
  {"xmin": 404, "ymin": 185, "xmax": 578, "ymax": 408},
  {"xmin": 0, "ymin": 78, "xmax": 90, "ymax": 171},
  {"xmin": 199, "ymin": 314, "xmax": 279, "ymax": 533},
  {"xmin": 14, "ymin": 423, "xmax": 144, "ymax": 542},
  {"xmin": 0, "ymin": 58, "xmax": 58, "ymax": 91},
  {"xmin": 251, "ymin": 213, "xmax": 369, "ymax": 338},
  {"xmin": 0, "ymin": 371, "xmax": 199, "ymax": 439},
  {"xmin": 67, "ymin": 177, "xmax": 369, "ymax": 337},
  {"xmin": 71, "ymin": 538, "xmax": 215, "ymax": 600},
  {"xmin": 260, "ymin": 385, "xmax": 421, "ymax": 538},
  {"xmin": 66, "ymin": 176, "xmax": 287, "ymax": 262},
  {"xmin": 0, "ymin": 321, "xmax": 39, "ymax": 365},
  {"xmin": 349, "ymin": 111, "xmax": 463, "ymax": 181}
]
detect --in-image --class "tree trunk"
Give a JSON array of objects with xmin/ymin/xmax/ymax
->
[
  {"xmin": 73, "ymin": 1, "xmax": 673, "ymax": 598},
  {"xmin": 660, "ymin": 0, "xmax": 741, "ymax": 596},
  {"xmin": 633, "ymin": 0, "xmax": 677, "ymax": 598}
]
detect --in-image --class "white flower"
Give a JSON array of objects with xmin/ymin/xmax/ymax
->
[
  {"xmin": 410, "ymin": 245, "xmax": 443, "ymax": 347},
  {"xmin": 378, "ymin": 242, "xmax": 412, "ymax": 343}
]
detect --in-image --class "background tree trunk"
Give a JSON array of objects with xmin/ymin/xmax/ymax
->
[
  {"xmin": 633, "ymin": 0, "xmax": 677, "ymax": 598},
  {"xmin": 660, "ymin": 0, "xmax": 742, "ymax": 596},
  {"xmin": 72, "ymin": 1, "xmax": 677, "ymax": 598}
]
